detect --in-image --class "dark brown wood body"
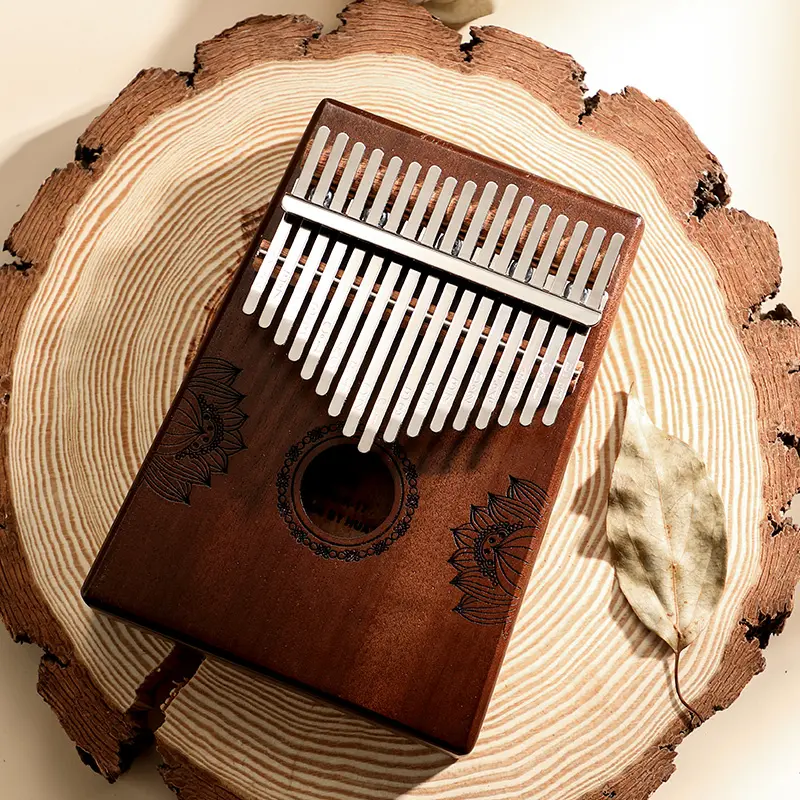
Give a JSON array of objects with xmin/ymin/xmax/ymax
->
[{"xmin": 83, "ymin": 100, "xmax": 642, "ymax": 755}]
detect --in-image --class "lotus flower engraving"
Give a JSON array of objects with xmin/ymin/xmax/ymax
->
[
  {"xmin": 143, "ymin": 358, "xmax": 247, "ymax": 503},
  {"xmin": 450, "ymin": 478, "xmax": 548, "ymax": 626}
]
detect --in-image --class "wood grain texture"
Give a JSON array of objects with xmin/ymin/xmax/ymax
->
[{"xmin": 1, "ymin": 0, "xmax": 798, "ymax": 797}]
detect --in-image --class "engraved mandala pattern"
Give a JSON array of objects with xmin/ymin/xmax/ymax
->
[
  {"xmin": 277, "ymin": 423, "xmax": 418, "ymax": 562},
  {"xmin": 450, "ymin": 478, "xmax": 548, "ymax": 626},
  {"xmin": 143, "ymin": 358, "xmax": 247, "ymax": 503}
]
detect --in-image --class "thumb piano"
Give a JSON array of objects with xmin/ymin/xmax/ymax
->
[{"xmin": 83, "ymin": 99, "xmax": 643, "ymax": 754}]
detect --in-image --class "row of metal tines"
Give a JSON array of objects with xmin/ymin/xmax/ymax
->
[{"xmin": 243, "ymin": 125, "xmax": 625, "ymax": 452}]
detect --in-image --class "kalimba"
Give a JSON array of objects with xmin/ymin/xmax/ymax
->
[{"xmin": 83, "ymin": 100, "xmax": 643, "ymax": 754}]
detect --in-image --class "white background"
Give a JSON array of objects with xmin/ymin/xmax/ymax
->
[{"xmin": 0, "ymin": 1, "xmax": 798, "ymax": 798}]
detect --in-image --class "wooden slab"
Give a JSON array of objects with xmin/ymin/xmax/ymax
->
[{"xmin": 2, "ymin": 1, "xmax": 799, "ymax": 798}]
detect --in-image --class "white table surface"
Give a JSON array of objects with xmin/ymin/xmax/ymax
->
[{"xmin": 1, "ymin": 2, "xmax": 798, "ymax": 798}]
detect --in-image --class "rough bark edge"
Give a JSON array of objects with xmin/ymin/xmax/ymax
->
[
  {"xmin": 577, "ymin": 87, "xmax": 800, "ymax": 800},
  {"xmin": 308, "ymin": 0, "xmax": 464, "ymax": 64},
  {"xmin": 580, "ymin": 88, "xmax": 732, "ymax": 229},
  {"xmin": 0, "ymin": 11, "xmax": 320, "ymax": 782},
  {"xmin": 0, "ymin": 0, "xmax": 797, "ymax": 796},
  {"xmin": 461, "ymin": 25, "xmax": 588, "ymax": 123},
  {"xmin": 307, "ymin": 1, "xmax": 585, "ymax": 123},
  {"xmin": 38, "ymin": 655, "xmax": 146, "ymax": 779},
  {"xmin": 159, "ymin": 743, "xmax": 243, "ymax": 800}
]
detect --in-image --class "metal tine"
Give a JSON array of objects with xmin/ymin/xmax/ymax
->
[
  {"xmin": 542, "ymin": 232, "xmax": 625, "ymax": 425},
  {"xmin": 361, "ymin": 275, "xmax": 438, "ymax": 451},
  {"xmin": 300, "ymin": 153, "xmax": 400, "ymax": 380},
  {"xmin": 497, "ymin": 318, "xmax": 550, "ymax": 426},
  {"xmin": 526, "ymin": 227, "xmax": 604, "ymax": 427},
  {"xmin": 499, "ymin": 224, "xmax": 603, "ymax": 426},
  {"xmin": 453, "ymin": 189, "xmax": 533, "ymax": 430},
  {"xmin": 408, "ymin": 290, "xmax": 475, "ymax": 437},
  {"xmin": 275, "ymin": 141, "xmax": 366, "ymax": 345},
  {"xmin": 352, "ymin": 166, "xmax": 442, "ymax": 450},
  {"xmin": 332, "ymin": 164, "xmax": 436, "ymax": 424},
  {"xmin": 419, "ymin": 175, "xmax": 457, "ymax": 246},
  {"xmin": 475, "ymin": 184, "xmax": 518, "ymax": 267},
  {"xmin": 259, "ymin": 131, "xmax": 350, "ymax": 328},
  {"xmin": 440, "ymin": 181, "xmax": 477, "ymax": 253},
  {"xmin": 494, "ymin": 195, "xmax": 534, "ymax": 272},
  {"xmin": 431, "ymin": 297, "xmax": 493, "ymax": 432},
  {"xmin": 511, "ymin": 204, "xmax": 550, "ymax": 282},
  {"xmin": 383, "ymin": 178, "xmax": 459, "ymax": 442},
  {"xmin": 329, "ymin": 260, "xmax": 404, "ymax": 412},
  {"xmin": 541, "ymin": 332, "xmax": 586, "ymax": 426},
  {"xmin": 570, "ymin": 227, "xmax": 606, "ymax": 299},
  {"xmin": 386, "ymin": 284, "xmax": 454, "ymax": 441},
  {"xmin": 402, "ymin": 165, "xmax": 442, "ymax": 238},
  {"xmin": 345, "ymin": 270, "xmax": 421, "ymax": 443},
  {"xmin": 243, "ymin": 125, "xmax": 331, "ymax": 315},
  {"xmin": 453, "ymin": 304, "xmax": 512, "ymax": 430},
  {"xmin": 586, "ymin": 232, "xmax": 625, "ymax": 309},
  {"xmin": 453, "ymin": 190, "xmax": 528, "ymax": 429},
  {"xmin": 520, "ymin": 327, "xmax": 568, "ymax": 425},
  {"xmin": 476, "ymin": 310, "xmax": 530, "ymax": 429},
  {"xmin": 311, "ymin": 133, "xmax": 351, "ymax": 206},
  {"xmin": 316, "ymin": 160, "xmax": 419, "ymax": 397},
  {"xmin": 548, "ymin": 221, "xmax": 589, "ymax": 294},
  {"xmin": 387, "ymin": 162, "xmax": 423, "ymax": 230},
  {"xmin": 529, "ymin": 213, "xmax": 569, "ymax": 288},
  {"xmin": 519, "ymin": 221, "xmax": 591, "ymax": 425},
  {"xmin": 425, "ymin": 182, "xmax": 498, "ymax": 432},
  {"xmin": 459, "ymin": 182, "xmax": 498, "ymax": 260},
  {"xmin": 290, "ymin": 147, "xmax": 383, "ymax": 362},
  {"xmin": 401, "ymin": 179, "xmax": 478, "ymax": 437}
]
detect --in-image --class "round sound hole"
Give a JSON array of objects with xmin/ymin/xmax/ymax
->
[
  {"xmin": 278, "ymin": 425, "xmax": 418, "ymax": 561},
  {"xmin": 299, "ymin": 443, "xmax": 396, "ymax": 544}
]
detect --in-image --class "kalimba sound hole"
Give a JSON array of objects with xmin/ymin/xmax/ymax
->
[{"xmin": 298, "ymin": 442, "xmax": 398, "ymax": 546}]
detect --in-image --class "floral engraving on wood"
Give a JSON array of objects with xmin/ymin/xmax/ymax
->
[
  {"xmin": 143, "ymin": 358, "xmax": 247, "ymax": 503},
  {"xmin": 450, "ymin": 478, "xmax": 547, "ymax": 625}
]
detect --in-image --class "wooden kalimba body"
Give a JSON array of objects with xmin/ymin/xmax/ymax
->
[{"xmin": 83, "ymin": 100, "xmax": 643, "ymax": 754}]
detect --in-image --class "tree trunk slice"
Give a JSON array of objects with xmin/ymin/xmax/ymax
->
[{"xmin": 2, "ymin": 1, "xmax": 798, "ymax": 798}]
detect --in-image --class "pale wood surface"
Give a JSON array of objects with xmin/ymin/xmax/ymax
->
[{"xmin": 1, "ymin": 2, "xmax": 799, "ymax": 799}]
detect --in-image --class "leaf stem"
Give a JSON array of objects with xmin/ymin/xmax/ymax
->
[{"xmin": 674, "ymin": 647, "xmax": 703, "ymax": 728}]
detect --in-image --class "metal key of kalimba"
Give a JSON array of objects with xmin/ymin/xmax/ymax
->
[
  {"xmin": 242, "ymin": 108, "xmax": 637, "ymax": 453},
  {"xmin": 84, "ymin": 100, "xmax": 643, "ymax": 756}
]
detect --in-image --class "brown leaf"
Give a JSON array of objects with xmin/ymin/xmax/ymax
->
[{"xmin": 606, "ymin": 387, "xmax": 728, "ymax": 654}]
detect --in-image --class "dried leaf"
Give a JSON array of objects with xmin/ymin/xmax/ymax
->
[
  {"xmin": 607, "ymin": 387, "xmax": 728, "ymax": 654},
  {"xmin": 415, "ymin": 0, "xmax": 496, "ymax": 28}
]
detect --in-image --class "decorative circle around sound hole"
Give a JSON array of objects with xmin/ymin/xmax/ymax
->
[{"xmin": 276, "ymin": 423, "xmax": 418, "ymax": 561}]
